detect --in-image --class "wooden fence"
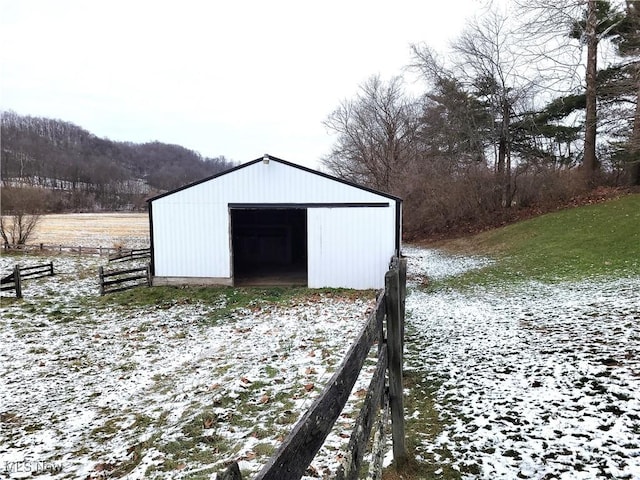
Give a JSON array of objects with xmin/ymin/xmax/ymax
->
[
  {"xmin": 2, "ymin": 243, "xmax": 148, "ymax": 257},
  {"xmin": 219, "ymin": 256, "xmax": 408, "ymax": 480},
  {"xmin": 108, "ymin": 247, "xmax": 151, "ymax": 263},
  {"xmin": 0, "ymin": 262, "xmax": 55, "ymax": 298},
  {"xmin": 98, "ymin": 264, "xmax": 152, "ymax": 295}
]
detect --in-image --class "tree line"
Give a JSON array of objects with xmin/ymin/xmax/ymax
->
[
  {"xmin": 1, "ymin": 110, "xmax": 234, "ymax": 213},
  {"xmin": 322, "ymin": 0, "xmax": 639, "ymax": 238}
]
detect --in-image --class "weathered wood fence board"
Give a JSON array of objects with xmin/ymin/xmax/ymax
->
[
  {"xmin": 253, "ymin": 293, "xmax": 385, "ymax": 480},
  {"xmin": 385, "ymin": 257, "xmax": 407, "ymax": 467},
  {"xmin": 99, "ymin": 264, "xmax": 151, "ymax": 295},
  {"xmin": 1, "ymin": 262, "xmax": 55, "ymax": 298},
  {"xmin": 366, "ymin": 392, "xmax": 390, "ymax": 480},
  {"xmin": 218, "ymin": 255, "xmax": 407, "ymax": 480},
  {"xmin": 1, "ymin": 265, "xmax": 22, "ymax": 298},
  {"xmin": 2, "ymin": 243, "xmax": 149, "ymax": 257},
  {"xmin": 108, "ymin": 248, "xmax": 151, "ymax": 263},
  {"xmin": 335, "ymin": 344, "xmax": 388, "ymax": 480},
  {"xmin": 18, "ymin": 262, "xmax": 54, "ymax": 280}
]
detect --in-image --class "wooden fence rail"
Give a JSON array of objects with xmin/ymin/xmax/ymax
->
[
  {"xmin": 1, "ymin": 265, "xmax": 22, "ymax": 298},
  {"xmin": 108, "ymin": 247, "xmax": 151, "ymax": 263},
  {"xmin": 2, "ymin": 243, "xmax": 149, "ymax": 256},
  {"xmin": 218, "ymin": 256, "xmax": 407, "ymax": 480},
  {"xmin": 0, "ymin": 262, "xmax": 55, "ymax": 298},
  {"xmin": 99, "ymin": 264, "xmax": 151, "ymax": 295},
  {"xmin": 19, "ymin": 261, "xmax": 54, "ymax": 280}
]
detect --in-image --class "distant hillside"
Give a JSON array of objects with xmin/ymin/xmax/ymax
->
[{"xmin": 0, "ymin": 110, "xmax": 235, "ymax": 211}]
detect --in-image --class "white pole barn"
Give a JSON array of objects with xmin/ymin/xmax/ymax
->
[{"xmin": 148, "ymin": 155, "xmax": 402, "ymax": 289}]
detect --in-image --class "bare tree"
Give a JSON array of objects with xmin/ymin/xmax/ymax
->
[
  {"xmin": 322, "ymin": 75, "xmax": 421, "ymax": 193},
  {"xmin": 584, "ymin": 0, "xmax": 599, "ymax": 181},
  {"xmin": 413, "ymin": 9, "xmax": 536, "ymax": 206},
  {"xmin": 0, "ymin": 213, "xmax": 41, "ymax": 248},
  {"xmin": 0, "ymin": 187, "xmax": 45, "ymax": 247}
]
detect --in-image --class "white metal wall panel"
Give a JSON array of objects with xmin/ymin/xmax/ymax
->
[
  {"xmin": 159, "ymin": 160, "xmax": 392, "ymax": 205},
  {"xmin": 307, "ymin": 207, "xmax": 396, "ymax": 289},
  {"xmin": 151, "ymin": 159, "xmax": 399, "ymax": 286},
  {"xmin": 152, "ymin": 202, "xmax": 230, "ymax": 278}
]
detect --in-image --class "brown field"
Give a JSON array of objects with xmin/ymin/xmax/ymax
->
[{"xmin": 29, "ymin": 212, "xmax": 149, "ymax": 248}]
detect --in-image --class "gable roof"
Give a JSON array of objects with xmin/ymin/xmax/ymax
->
[{"xmin": 147, "ymin": 154, "xmax": 402, "ymax": 203}]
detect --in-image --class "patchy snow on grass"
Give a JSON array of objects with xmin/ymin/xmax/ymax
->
[
  {"xmin": 404, "ymin": 247, "xmax": 640, "ymax": 479},
  {"xmin": 0, "ymin": 253, "xmax": 377, "ymax": 479},
  {"xmin": 403, "ymin": 245, "xmax": 493, "ymax": 283},
  {"xmin": 5, "ymin": 244, "xmax": 637, "ymax": 480}
]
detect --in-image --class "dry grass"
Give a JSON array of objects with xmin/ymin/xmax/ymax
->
[{"xmin": 29, "ymin": 213, "xmax": 149, "ymax": 248}]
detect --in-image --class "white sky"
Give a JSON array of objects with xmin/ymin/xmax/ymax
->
[{"xmin": 1, "ymin": 0, "xmax": 487, "ymax": 169}]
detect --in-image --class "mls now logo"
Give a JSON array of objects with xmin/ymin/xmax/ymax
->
[{"xmin": 3, "ymin": 459, "xmax": 64, "ymax": 474}]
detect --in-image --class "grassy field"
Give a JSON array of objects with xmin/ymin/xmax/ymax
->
[
  {"xmin": 29, "ymin": 212, "xmax": 149, "ymax": 248},
  {"xmin": 1, "ymin": 212, "xmax": 382, "ymax": 479},
  {"xmin": 396, "ymin": 193, "xmax": 640, "ymax": 480},
  {"xmin": 431, "ymin": 193, "xmax": 640, "ymax": 288},
  {"xmin": 0, "ymin": 251, "xmax": 376, "ymax": 479},
  {"xmin": 3, "ymin": 197, "xmax": 638, "ymax": 479}
]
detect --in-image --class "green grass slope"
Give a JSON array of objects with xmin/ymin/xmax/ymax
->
[{"xmin": 438, "ymin": 193, "xmax": 640, "ymax": 286}]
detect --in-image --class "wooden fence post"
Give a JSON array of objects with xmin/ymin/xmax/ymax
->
[
  {"xmin": 376, "ymin": 290, "xmax": 385, "ymax": 356},
  {"xmin": 399, "ymin": 257, "xmax": 407, "ymax": 354},
  {"xmin": 13, "ymin": 265, "xmax": 22, "ymax": 299},
  {"xmin": 385, "ymin": 263, "xmax": 407, "ymax": 468},
  {"xmin": 98, "ymin": 266, "xmax": 105, "ymax": 296},
  {"xmin": 146, "ymin": 264, "xmax": 152, "ymax": 287},
  {"xmin": 218, "ymin": 462, "xmax": 242, "ymax": 480},
  {"xmin": 49, "ymin": 261, "xmax": 54, "ymax": 276}
]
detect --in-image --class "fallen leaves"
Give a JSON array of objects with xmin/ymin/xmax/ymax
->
[
  {"xmin": 354, "ymin": 388, "xmax": 368, "ymax": 398},
  {"xmin": 93, "ymin": 462, "xmax": 117, "ymax": 472},
  {"xmin": 0, "ymin": 251, "xmax": 377, "ymax": 480}
]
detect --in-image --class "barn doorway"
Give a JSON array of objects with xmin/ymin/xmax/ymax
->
[{"xmin": 231, "ymin": 207, "xmax": 307, "ymax": 286}]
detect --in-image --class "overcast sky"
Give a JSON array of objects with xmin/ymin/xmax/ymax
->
[{"xmin": 1, "ymin": 0, "xmax": 488, "ymax": 169}]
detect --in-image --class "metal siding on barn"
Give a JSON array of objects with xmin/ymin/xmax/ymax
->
[
  {"xmin": 152, "ymin": 202, "xmax": 230, "ymax": 278},
  {"xmin": 204, "ymin": 160, "xmax": 391, "ymax": 204},
  {"xmin": 307, "ymin": 207, "xmax": 395, "ymax": 289},
  {"xmin": 150, "ymin": 159, "xmax": 399, "ymax": 287}
]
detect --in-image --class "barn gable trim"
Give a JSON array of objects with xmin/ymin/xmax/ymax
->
[
  {"xmin": 228, "ymin": 202, "xmax": 390, "ymax": 209},
  {"xmin": 146, "ymin": 154, "xmax": 402, "ymax": 204}
]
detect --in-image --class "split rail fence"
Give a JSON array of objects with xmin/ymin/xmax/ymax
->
[
  {"xmin": 0, "ymin": 262, "xmax": 55, "ymax": 298},
  {"xmin": 2, "ymin": 243, "xmax": 149, "ymax": 257},
  {"xmin": 218, "ymin": 256, "xmax": 408, "ymax": 480},
  {"xmin": 108, "ymin": 247, "xmax": 151, "ymax": 263},
  {"xmin": 98, "ymin": 264, "xmax": 151, "ymax": 295}
]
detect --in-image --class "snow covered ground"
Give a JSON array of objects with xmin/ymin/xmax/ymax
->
[
  {"xmin": 2, "ymin": 246, "xmax": 638, "ymax": 479},
  {"xmin": 403, "ymin": 246, "xmax": 640, "ymax": 479},
  {"xmin": 0, "ymin": 253, "xmax": 376, "ymax": 479}
]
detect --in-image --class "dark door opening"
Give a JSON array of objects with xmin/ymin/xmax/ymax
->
[{"xmin": 231, "ymin": 208, "xmax": 307, "ymax": 286}]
